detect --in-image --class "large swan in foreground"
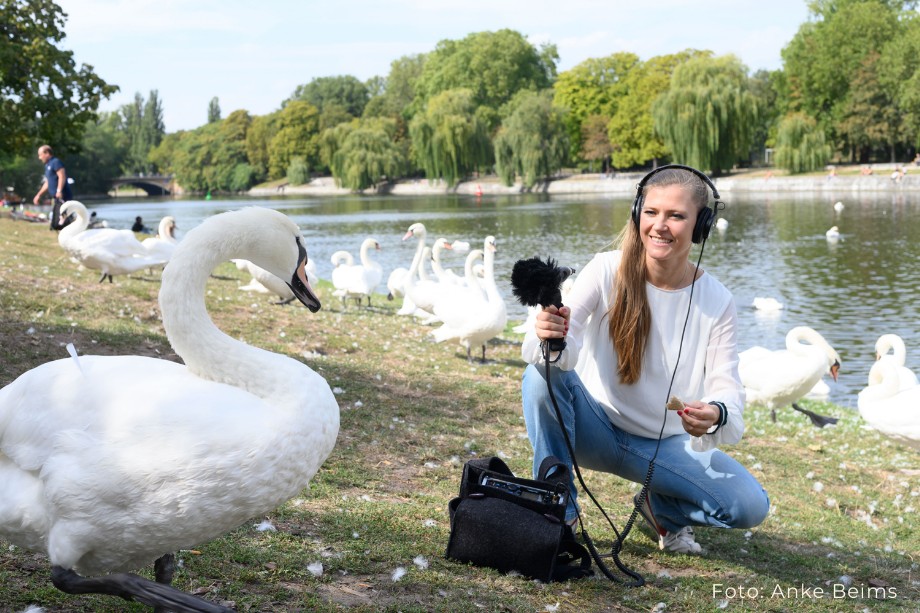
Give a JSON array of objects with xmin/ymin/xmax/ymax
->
[
  {"xmin": 857, "ymin": 360, "xmax": 920, "ymax": 451},
  {"xmin": 235, "ymin": 257, "xmax": 318, "ymax": 304},
  {"xmin": 0, "ymin": 207, "xmax": 338, "ymax": 611},
  {"xmin": 739, "ymin": 326, "xmax": 841, "ymax": 427},
  {"xmin": 57, "ymin": 201, "xmax": 168, "ymax": 282}
]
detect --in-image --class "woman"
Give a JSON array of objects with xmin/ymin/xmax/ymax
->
[{"xmin": 521, "ymin": 166, "xmax": 768, "ymax": 554}]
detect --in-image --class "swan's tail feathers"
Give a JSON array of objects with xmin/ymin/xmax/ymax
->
[
  {"xmin": 791, "ymin": 403, "xmax": 839, "ymax": 428},
  {"xmin": 65, "ymin": 343, "xmax": 86, "ymax": 377},
  {"xmin": 51, "ymin": 565, "xmax": 234, "ymax": 612}
]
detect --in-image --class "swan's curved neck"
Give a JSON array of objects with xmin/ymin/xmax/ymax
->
[
  {"xmin": 159, "ymin": 230, "xmax": 301, "ymax": 398},
  {"xmin": 58, "ymin": 207, "xmax": 88, "ymax": 244},
  {"xmin": 408, "ymin": 232, "xmax": 427, "ymax": 275}
]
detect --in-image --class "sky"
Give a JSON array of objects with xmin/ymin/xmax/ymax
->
[{"xmin": 56, "ymin": 0, "xmax": 814, "ymax": 133}]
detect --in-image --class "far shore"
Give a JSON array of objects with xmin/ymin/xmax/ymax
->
[{"xmin": 249, "ymin": 164, "xmax": 920, "ymax": 199}]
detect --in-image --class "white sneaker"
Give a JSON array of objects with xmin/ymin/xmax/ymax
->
[{"xmin": 660, "ymin": 526, "xmax": 702, "ymax": 554}]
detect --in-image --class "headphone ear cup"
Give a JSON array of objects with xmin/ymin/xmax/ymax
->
[
  {"xmin": 692, "ymin": 206, "xmax": 714, "ymax": 244},
  {"xmin": 631, "ymin": 194, "xmax": 643, "ymax": 229}
]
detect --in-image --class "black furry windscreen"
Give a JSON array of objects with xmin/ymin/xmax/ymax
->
[{"xmin": 511, "ymin": 257, "xmax": 575, "ymax": 308}]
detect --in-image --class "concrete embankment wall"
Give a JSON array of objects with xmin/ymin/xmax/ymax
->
[{"xmin": 249, "ymin": 172, "xmax": 920, "ymax": 198}]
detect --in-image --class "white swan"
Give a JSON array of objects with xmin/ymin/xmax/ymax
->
[
  {"xmin": 431, "ymin": 236, "xmax": 508, "ymax": 362},
  {"xmin": 715, "ymin": 217, "xmax": 729, "ymax": 231},
  {"xmin": 857, "ymin": 360, "xmax": 920, "ymax": 451},
  {"xmin": 752, "ymin": 297, "xmax": 783, "ymax": 311},
  {"xmin": 235, "ymin": 257, "xmax": 318, "ymax": 304},
  {"xmin": 140, "ymin": 216, "xmax": 179, "ymax": 266},
  {"xmin": 739, "ymin": 326, "xmax": 841, "ymax": 427},
  {"xmin": 431, "ymin": 237, "xmax": 463, "ymax": 285},
  {"xmin": 868, "ymin": 334, "xmax": 918, "ymax": 391},
  {"xmin": 57, "ymin": 201, "xmax": 168, "ymax": 282},
  {"xmin": 330, "ymin": 237, "xmax": 383, "ymax": 307},
  {"xmin": 0, "ymin": 207, "xmax": 337, "ymax": 610},
  {"xmin": 402, "ymin": 223, "xmax": 440, "ymax": 318},
  {"xmin": 834, "ymin": 201, "xmax": 845, "ymax": 214},
  {"xmin": 826, "ymin": 226, "xmax": 841, "ymax": 242}
]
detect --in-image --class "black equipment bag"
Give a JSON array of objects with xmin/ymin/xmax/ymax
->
[{"xmin": 446, "ymin": 456, "xmax": 592, "ymax": 582}]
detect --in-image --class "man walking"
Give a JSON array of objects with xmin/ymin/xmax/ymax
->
[{"xmin": 33, "ymin": 145, "xmax": 73, "ymax": 230}]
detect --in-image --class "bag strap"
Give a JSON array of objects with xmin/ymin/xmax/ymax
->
[
  {"xmin": 537, "ymin": 455, "xmax": 568, "ymax": 485},
  {"xmin": 551, "ymin": 529, "xmax": 593, "ymax": 581}
]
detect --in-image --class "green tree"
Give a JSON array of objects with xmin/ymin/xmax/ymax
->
[
  {"xmin": 208, "ymin": 97, "xmax": 221, "ymax": 123},
  {"xmin": 774, "ymin": 112, "xmax": 832, "ymax": 173},
  {"xmin": 409, "ymin": 88, "xmax": 491, "ymax": 187},
  {"xmin": 289, "ymin": 75, "xmax": 369, "ymax": 118},
  {"xmin": 652, "ymin": 54, "xmax": 757, "ymax": 175},
  {"xmin": 0, "ymin": 0, "xmax": 117, "ymax": 160},
  {"xmin": 748, "ymin": 69, "xmax": 782, "ymax": 164},
  {"xmin": 286, "ymin": 156, "xmax": 310, "ymax": 186},
  {"xmin": 782, "ymin": 0, "xmax": 900, "ymax": 149},
  {"xmin": 580, "ymin": 115, "xmax": 613, "ymax": 173},
  {"xmin": 414, "ymin": 29, "xmax": 556, "ymax": 128},
  {"xmin": 67, "ymin": 112, "xmax": 128, "ymax": 195},
  {"xmin": 244, "ymin": 112, "xmax": 280, "ymax": 182},
  {"xmin": 363, "ymin": 54, "xmax": 426, "ymax": 122},
  {"xmin": 553, "ymin": 53, "xmax": 639, "ymax": 162},
  {"xmin": 607, "ymin": 51, "xmax": 705, "ymax": 169},
  {"xmin": 331, "ymin": 119, "xmax": 405, "ymax": 190},
  {"xmin": 268, "ymin": 100, "xmax": 321, "ymax": 179},
  {"xmin": 838, "ymin": 51, "xmax": 901, "ymax": 162},
  {"xmin": 878, "ymin": 12, "xmax": 920, "ymax": 150},
  {"xmin": 494, "ymin": 90, "xmax": 569, "ymax": 189},
  {"xmin": 120, "ymin": 90, "xmax": 165, "ymax": 174}
]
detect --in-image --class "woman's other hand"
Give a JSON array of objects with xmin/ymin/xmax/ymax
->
[{"xmin": 676, "ymin": 401, "xmax": 719, "ymax": 437}]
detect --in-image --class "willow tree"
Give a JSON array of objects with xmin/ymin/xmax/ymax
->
[
  {"xmin": 494, "ymin": 90, "xmax": 568, "ymax": 189},
  {"xmin": 331, "ymin": 119, "xmax": 405, "ymax": 190},
  {"xmin": 774, "ymin": 112, "xmax": 832, "ymax": 174},
  {"xmin": 652, "ymin": 54, "xmax": 757, "ymax": 175},
  {"xmin": 409, "ymin": 88, "xmax": 490, "ymax": 187}
]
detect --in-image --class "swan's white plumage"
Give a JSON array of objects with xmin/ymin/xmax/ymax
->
[
  {"xmin": 858, "ymin": 360, "xmax": 920, "ymax": 450},
  {"xmin": 431, "ymin": 236, "xmax": 507, "ymax": 360},
  {"xmin": 330, "ymin": 238, "xmax": 382, "ymax": 304},
  {"xmin": 402, "ymin": 223, "xmax": 440, "ymax": 318},
  {"xmin": 57, "ymin": 201, "xmax": 167, "ymax": 277},
  {"xmin": 739, "ymin": 326, "xmax": 841, "ymax": 411},
  {"xmin": 140, "ymin": 216, "xmax": 178, "ymax": 265},
  {"xmin": 752, "ymin": 297, "xmax": 783, "ymax": 311},
  {"xmin": 826, "ymin": 226, "xmax": 841, "ymax": 241},
  {"xmin": 868, "ymin": 334, "xmax": 918, "ymax": 391},
  {"xmin": 0, "ymin": 207, "xmax": 338, "ymax": 575}
]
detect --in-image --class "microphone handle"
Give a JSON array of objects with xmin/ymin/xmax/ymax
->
[{"xmin": 546, "ymin": 301, "xmax": 566, "ymax": 352}]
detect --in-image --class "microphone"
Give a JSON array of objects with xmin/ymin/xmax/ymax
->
[{"xmin": 510, "ymin": 257, "xmax": 576, "ymax": 352}]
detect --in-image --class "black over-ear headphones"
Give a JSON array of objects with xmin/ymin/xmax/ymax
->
[{"xmin": 631, "ymin": 164, "xmax": 722, "ymax": 244}]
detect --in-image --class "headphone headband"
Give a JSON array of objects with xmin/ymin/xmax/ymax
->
[{"xmin": 631, "ymin": 164, "xmax": 722, "ymax": 244}]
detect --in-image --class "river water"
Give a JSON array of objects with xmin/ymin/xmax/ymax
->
[{"xmin": 86, "ymin": 191, "xmax": 920, "ymax": 409}]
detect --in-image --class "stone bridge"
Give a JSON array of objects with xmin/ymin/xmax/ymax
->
[{"xmin": 111, "ymin": 174, "xmax": 174, "ymax": 195}]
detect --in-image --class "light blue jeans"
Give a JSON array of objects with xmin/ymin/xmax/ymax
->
[{"xmin": 522, "ymin": 364, "xmax": 770, "ymax": 532}]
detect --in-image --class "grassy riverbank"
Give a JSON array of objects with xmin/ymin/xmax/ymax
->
[{"xmin": 0, "ymin": 217, "xmax": 917, "ymax": 612}]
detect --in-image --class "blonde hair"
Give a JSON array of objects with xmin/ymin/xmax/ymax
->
[{"xmin": 607, "ymin": 167, "xmax": 709, "ymax": 384}]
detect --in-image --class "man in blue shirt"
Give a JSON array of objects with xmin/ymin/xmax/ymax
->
[{"xmin": 33, "ymin": 145, "xmax": 73, "ymax": 230}]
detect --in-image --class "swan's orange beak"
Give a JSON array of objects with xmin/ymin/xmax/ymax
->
[
  {"xmin": 289, "ymin": 238, "xmax": 321, "ymax": 312},
  {"xmin": 829, "ymin": 360, "xmax": 840, "ymax": 382},
  {"xmin": 402, "ymin": 230, "xmax": 413, "ymax": 241}
]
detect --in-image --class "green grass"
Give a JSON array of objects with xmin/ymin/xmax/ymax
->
[{"xmin": 0, "ymin": 217, "xmax": 917, "ymax": 612}]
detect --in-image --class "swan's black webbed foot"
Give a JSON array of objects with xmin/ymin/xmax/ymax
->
[
  {"xmin": 51, "ymin": 565, "xmax": 234, "ymax": 612},
  {"xmin": 792, "ymin": 402, "xmax": 839, "ymax": 428}
]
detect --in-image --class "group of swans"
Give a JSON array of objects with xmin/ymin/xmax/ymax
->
[
  {"xmin": 858, "ymin": 334, "xmax": 920, "ymax": 450},
  {"xmin": 1, "ymin": 207, "xmax": 339, "ymax": 611},
  {"xmin": 235, "ymin": 257, "xmax": 319, "ymax": 304},
  {"xmin": 57, "ymin": 201, "xmax": 174, "ymax": 282}
]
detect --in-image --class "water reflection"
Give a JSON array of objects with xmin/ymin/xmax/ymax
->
[{"xmin": 88, "ymin": 191, "xmax": 920, "ymax": 408}]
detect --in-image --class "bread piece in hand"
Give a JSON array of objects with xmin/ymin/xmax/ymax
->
[{"xmin": 666, "ymin": 396, "xmax": 685, "ymax": 411}]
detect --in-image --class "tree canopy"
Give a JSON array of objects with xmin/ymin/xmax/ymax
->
[
  {"xmin": 289, "ymin": 75, "xmax": 370, "ymax": 119},
  {"xmin": 652, "ymin": 54, "xmax": 757, "ymax": 175},
  {"xmin": 0, "ymin": 0, "xmax": 117, "ymax": 160},
  {"xmin": 494, "ymin": 90, "xmax": 568, "ymax": 189}
]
